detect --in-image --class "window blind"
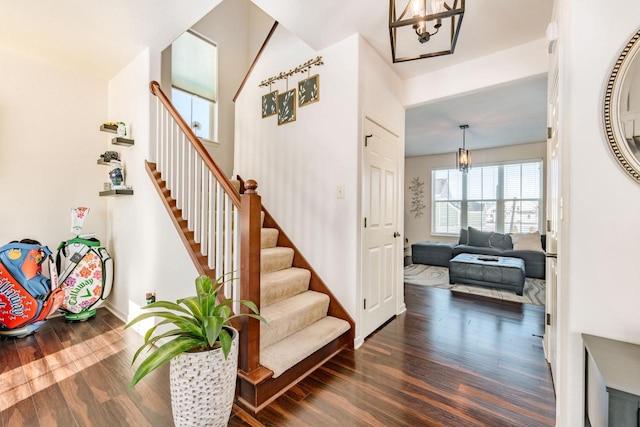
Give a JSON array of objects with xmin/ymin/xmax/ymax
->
[
  {"xmin": 431, "ymin": 160, "xmax": 543, "ymax": 235},
  {"xmin": 171, "ymin": 30, "xmax": 217, "ymax": 103}
]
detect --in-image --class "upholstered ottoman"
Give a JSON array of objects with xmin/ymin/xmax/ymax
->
[
  {"xmin": 449, "ymin": 253, "xmax": 526, "ymax": 295},
  {"xmin": 411, "ymin": 241, "xmax": 456, "ymax": 267}
]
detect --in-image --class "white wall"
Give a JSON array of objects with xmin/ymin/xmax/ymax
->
[
  {"xmin": 0, "ymin": 48, "xmax": 107, "ymax": 251},
  {"xmin": 556, "ymin": 0, "xmax": 640, "ymax": 425},
  {"xmin": 159, "ymin": 0, "xmax": 274, "ymax": 177},
  {"xmin": 235, "ymin": 26, "xmax": 361, "ymax": 323},
  {"xmin": 404, "ymin": 142, "xmax": 547, "ymax": 246},
  {"xmin": 403, "ymin": 38, "xmax": 549, "ymax": 108},
  {"xmin": 235, "ymin": 27, "xmax": 406, "ymax": 345},
  {"xmin": 191, "ymin": 0, "xmax": 273, "ymax": 177},
  {"xmin": 104, "ymin": 48, "xmax": 197, "ymax": 320}
]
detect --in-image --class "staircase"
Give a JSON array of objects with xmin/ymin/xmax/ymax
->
[
  {"xmin": 259, "ymin": 211, "xmax": 350, "ymax": 378},
  {"xmin": 147, "ymin": 81, "xmax": 354, "ymax": 414}
]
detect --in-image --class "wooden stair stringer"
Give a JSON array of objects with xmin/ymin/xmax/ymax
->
[{"xmin": 145, "ymin": 161, "xmax": 215, "ymax": 278}]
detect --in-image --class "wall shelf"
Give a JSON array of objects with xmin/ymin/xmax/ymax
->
[
  {"xmin": 99, "ymin": 189, "xmax": 134, "ymax": 197},
  {"xmin": 100, "ymin": 124, "xmax": 118, "ymax": 134},
  {"xmin": 97, "ymin": 159, "xmax": 110, "ymax": 166},
  {"xmin": 112, "ymin": 137, "xmax": 134, "ymax": 146}
]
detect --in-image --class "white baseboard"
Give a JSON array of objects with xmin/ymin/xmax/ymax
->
[{"xmin": 104, "ymin": 302, "xmax": 127, "ymax": 323}]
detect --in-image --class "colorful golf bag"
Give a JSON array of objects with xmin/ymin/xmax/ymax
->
[
  {"xmin": 56, "ymin": 237, "xmax": 113, "ymax": 321},
  {"xmin": 0, "ymin": 241, "xmax": 65, "ymax": 337}
]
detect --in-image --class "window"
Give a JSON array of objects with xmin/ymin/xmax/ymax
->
[
  {"xmin": 171, "ymin": 87, "xmax": 215, "ymax": 140},
  {"xmin": 171, "ymin": 30, "xmax": 218, "ymax": 142},
  {"xmin": 432, "ymin": 160, "xmax": 543, "ymax": 235}
]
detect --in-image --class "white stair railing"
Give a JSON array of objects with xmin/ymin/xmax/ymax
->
[{"xmin": 150, "ymin": 82, "xmax": 241, "ymax": 306}]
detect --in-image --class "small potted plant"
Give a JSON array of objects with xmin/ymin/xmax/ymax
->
[{"xmin": 126, "ymin": 274, "xmax": 265, "ymax": 427}]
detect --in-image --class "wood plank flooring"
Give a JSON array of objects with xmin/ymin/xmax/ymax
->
[{"xmin": 0, "ymin": 284, "xmax": 555, "ymax": 426}]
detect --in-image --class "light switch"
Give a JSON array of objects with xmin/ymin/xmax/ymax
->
[{"xmin": 337, "ymin": 185, "xmax": 344, "ymax": 199}]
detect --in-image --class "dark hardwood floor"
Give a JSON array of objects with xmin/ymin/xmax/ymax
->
[{"xmin": 1, "ymin": 284, "xmax": 555, "ymax": 426}]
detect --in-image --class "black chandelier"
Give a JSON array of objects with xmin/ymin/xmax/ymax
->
[
  {"xmin": 457, "ymin": 124, "xmax": 470, "ymax": 173},
  {"xmin": 389, "ymin": 0, "xmax": 465, "ymax": 63}
]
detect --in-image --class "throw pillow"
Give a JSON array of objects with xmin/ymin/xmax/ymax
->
[
  {"xmin": 459, "ymin": 228, "xmax": 469, "ymax": 245},
  {"xmin": 510, "ymin": 231, "xmax": 544, "ymax": 252},
  {"xmin": 488, "ymin": 232, "xmax": 513, "ymax": 250},
  {"xmin": 467, "ymin": 226, "xmax": 492, "ymax": 247}
]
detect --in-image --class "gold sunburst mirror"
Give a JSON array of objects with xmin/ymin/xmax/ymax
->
[{"xmin": 604, "ymin": 27, "xmax": 640, "ymax": 183}]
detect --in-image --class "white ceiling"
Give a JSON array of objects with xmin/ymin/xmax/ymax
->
[
  {"xmin": 1, "ymin": 0, "xmax": 552, "ymax": 156},
  {"xmin": 0, "ymin": 0, "xmax": 220, "ymax": 80},
  {"xmin": 405, "ymin": 76, "xmax": 548, "ymax": 157}
]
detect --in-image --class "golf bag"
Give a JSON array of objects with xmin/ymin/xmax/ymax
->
[
  {"xmin": 56, "ymin": 237, "xmax": 113, "ymax": 320},
  {"xmin": 0, "ymin": 240, "xmax": 64, "ymax": 337}
]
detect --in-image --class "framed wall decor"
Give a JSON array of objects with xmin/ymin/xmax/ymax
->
[
  {"xmin": 261, "ymin": 90, "xmax": 278, "ymax": 118},
  {"xmin": 277, "ymin": 89, "xmax": 296, "ymax": 125},
  {"xmin": 298, "ymin": 74, "xmax": 319, "ymax": 107}
]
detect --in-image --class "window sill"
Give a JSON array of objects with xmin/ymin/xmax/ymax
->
[
  {"xmin": 200, "ymin": 138, "xmax": 220, "ymax": 147},
  {"xmin": 431, "ymin": 233, "xmax": 458, "ymax": 238}
]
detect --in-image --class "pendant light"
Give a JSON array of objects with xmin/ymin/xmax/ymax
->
[
  {"xmin": 388, "ymin": 0, "xmax": 465, "ymax": 63},
  {"xmin": 457, "ymin": 124, "xmax": 470, "ymax": 173}
]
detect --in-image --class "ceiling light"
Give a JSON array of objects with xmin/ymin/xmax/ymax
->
[
  {"xmin": 457, "ymin": 124, "xmax": 470, "ymax": 173},
  {"xmin": 389, "ymin": 0, "xmax": 465, "ymax": 63}
]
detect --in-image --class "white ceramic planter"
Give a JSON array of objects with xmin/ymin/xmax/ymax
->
[{"xmin": 169, "ymin": 328, "xmax": 238, "ymax": 427}]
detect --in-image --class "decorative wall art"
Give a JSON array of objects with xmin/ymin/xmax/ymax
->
[
  {"xmin": 259, "ymin": 56, "xmax": 324, "ymax": 125},
  {"xmin": 298, "ymin": 74, "xmax": 319, "ymax": 107},
  {"xmin": 277, "ymin": 89, "xmax": 296, "ymax": 125},
  {"xmin": 262, "ymin": 90, "xmax": 278, "ymax": 118},
  {"xmin": 409, "ymin": 176, "xmax": 426, "ymax": 218}
]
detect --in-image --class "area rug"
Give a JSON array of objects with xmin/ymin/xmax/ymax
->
[{"xmin": 404, "ymin": 264, "xmax": 546, "ymax": 306}]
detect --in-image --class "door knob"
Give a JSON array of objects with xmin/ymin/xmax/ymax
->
[{"xmin": 393, "ymin": 232, "xmax": 400, "ymax": 238}]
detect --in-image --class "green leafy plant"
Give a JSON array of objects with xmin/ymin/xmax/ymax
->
[{"xmin": 125, "ymin": 274, "xmax": 266, "ymax": 388}]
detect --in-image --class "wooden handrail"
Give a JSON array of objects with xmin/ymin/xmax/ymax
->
[
  {"xmin": 149, "ymin": 80, "xmax": 241, "ymax": 208},
  {"xmin": 233, "ymin": 21, "xmax": 279, "ymax": 103}
]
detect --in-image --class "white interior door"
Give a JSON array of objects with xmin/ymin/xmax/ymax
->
[
  {"xmin": 544, "ymin": 52, "xmax": 560, "ymax": 382},
  {"xmin": 362, "ymin": 118, "xmax": 400, "ymax": 338}
]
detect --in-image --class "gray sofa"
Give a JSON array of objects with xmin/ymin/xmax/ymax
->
[{"xmin": 411, "ymin": 227, "xmax": 546, "ymax": 279}]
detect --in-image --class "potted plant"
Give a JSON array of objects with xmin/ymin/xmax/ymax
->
[{"xmin": 125, "ymin": 274, "xmax": 265, "ymax": 427}]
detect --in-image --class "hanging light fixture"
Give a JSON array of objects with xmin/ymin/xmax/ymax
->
[
  {"xmin": 457, "ymin": 124, "xmax": 470, "ymax": 173},
  {"xmin": 389, "ymin": 0, "xmax": 465, "ymax": 63}
]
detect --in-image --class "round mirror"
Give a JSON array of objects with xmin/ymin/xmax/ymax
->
[{"xmin": 604, "ymin": 28, "xmax": 640, "ymax": 182}]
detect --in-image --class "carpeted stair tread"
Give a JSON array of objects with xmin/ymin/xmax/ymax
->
[
  {"xmin": 261, "ymin": 267, "xmax": 310, "ymax": 307},
  {"xmin": 261, "ymin": 228, "xmax": 279, "ymax": 249},
  {"xmin": 261, "ymin": 316, "xmax": 351, "ymax": 378},
  {"xmin": 260, "ymin": 291, "xmax": 329, "ymax": 349},
  {"xmin": 261, "ymin": 247, "xmax": 294, "ymax": 273}
]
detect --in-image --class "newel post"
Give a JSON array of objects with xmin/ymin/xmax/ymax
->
[{"xmin": 239, "ymin": 179, "xmax": 261, "ymax": 373}]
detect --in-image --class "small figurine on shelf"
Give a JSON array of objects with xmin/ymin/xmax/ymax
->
[
  {"xmin": 100, "ymin": 151, "xmax": 119, "ymax": 163},
  {"xmin": 109, "ymin": 160, "xmax": 126, "ymax": 189}
]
